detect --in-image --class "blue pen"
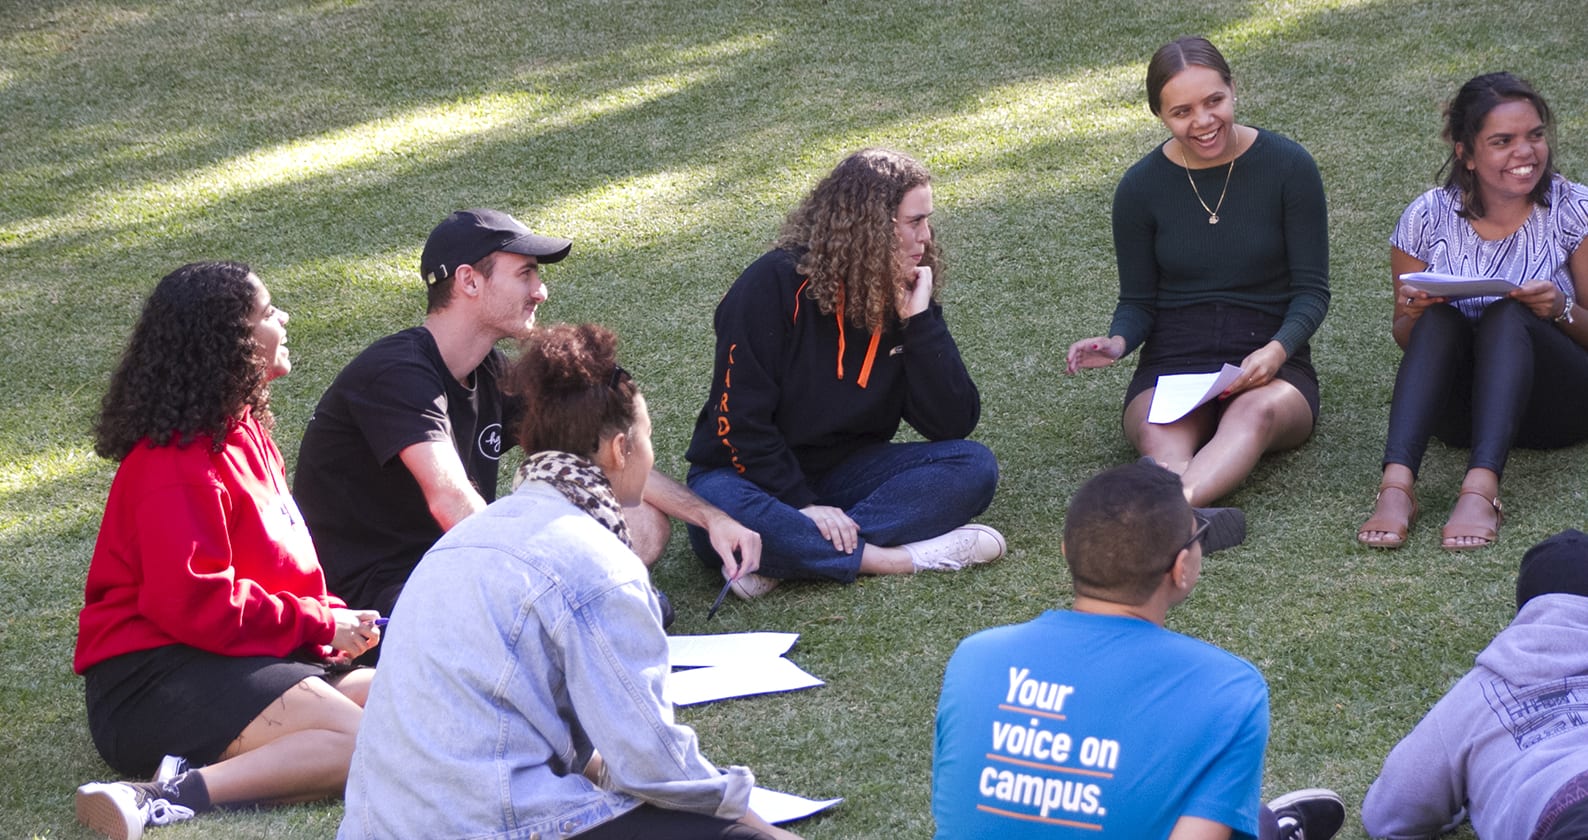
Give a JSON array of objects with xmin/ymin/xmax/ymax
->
[
  {"xmin": 373, "ymin": 617, "xmax": 389, "ymax": 627},
  {"xmin": 706, "ymin": 578, "xmax": 734, "ymax": 621}
]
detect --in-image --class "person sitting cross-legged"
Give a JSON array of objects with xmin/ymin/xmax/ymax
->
[{"xmin": 685, "ymin": 148, "xmax": 1003, "ymax": 600}]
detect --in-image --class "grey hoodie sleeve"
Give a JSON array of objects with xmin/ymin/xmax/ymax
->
[{"xmin": 1361, "ymin": 692, "xmax": 1470, "ymax": 839}]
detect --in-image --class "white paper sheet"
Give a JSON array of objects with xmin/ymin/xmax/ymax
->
[
  {"xmin": 1147, "ymin": 363, "xmax": 1242, "ymax": 424},
  {"xmin": 1399, "ymin": 271, "xmax": 1518, "ymax": 298},
  {"xmin": 667, "ymin": 656, "xmax": 824, "ymax": 706},
  {"xmin": 749, "ymin": 786, "xmax": 843, "ymax": 824},
  {"xmin": 667, "ymin": 632, "xmax": 799, "ymax": 668}
]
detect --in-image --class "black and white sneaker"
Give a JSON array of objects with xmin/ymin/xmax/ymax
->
[
  {"xmin": 1269, "ymin": 787, "xmax": 1345, "ymax": 840},
  {"xmin": 152, "ymin": 755, "xmax": 188, "ymax": 784},
  {"xmin": 75, "ymin": 780, "xmax": 195, "ymax": 840}
]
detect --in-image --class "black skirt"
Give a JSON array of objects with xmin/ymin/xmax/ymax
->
[
  {"xmin": 1124, "ymin": 302, "xmax": 1320, "ymax": 422},
  {"xmin": 83, "ymin": 645, "xmax": 331, "ymax": 777}
]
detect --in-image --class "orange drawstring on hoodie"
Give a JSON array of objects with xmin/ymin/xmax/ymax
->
[{"xmin": 833, "ymin": 284, "xmax": 880, "ymax": 389}]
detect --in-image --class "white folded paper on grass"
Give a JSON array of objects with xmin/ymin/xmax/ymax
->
[
  {"xmin": 749, "ymin": 786, "xmax": 843, "ymax": 824},
  {"xmin": 1399, "ymin": 271, "xmax": 1518, "ymax": 298},
  {"xmin": 667, "ymin": 632, "xmax": 799, "ymax": 668},
  {"xmin": 667, "ymin": 656, "xmax": 824, "ymax": 706},
  {"xmin": 1147, "ymin": 363, "xmax": 1242, "ymax": 424}
]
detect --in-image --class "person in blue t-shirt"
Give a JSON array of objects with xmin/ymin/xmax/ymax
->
[{"xmin": 931, "ymin": 461, "xmax": 1343, "ymax": 839}]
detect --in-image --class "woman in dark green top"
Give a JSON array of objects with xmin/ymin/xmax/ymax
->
[{"xmin": 1066, "ymin": 36, "xmax": 1329, "ymax": 507}]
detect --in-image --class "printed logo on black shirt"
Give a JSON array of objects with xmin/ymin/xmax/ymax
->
[{"xmin": 478, "ymin": 423, "xmax": 504, "ymax": 461}]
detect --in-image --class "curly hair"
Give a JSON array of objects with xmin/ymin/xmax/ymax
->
[
  {"xmin": 509, "ymin": 323, "xmax": 639, "ymax": 457},
  {"xmin": 775, "ymin": 148, "xmax": 943, "ymax": 333},
  {"xmin": 1440, "ymin": 71, "xmax": 1556, "ymax": 221},
  {"xmin": 93, "ymin": 261, "xmax": 271, "ymax": 461}
]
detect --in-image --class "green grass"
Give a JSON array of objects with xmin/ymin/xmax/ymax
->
[{"xmin": 4, "ymin": 0, "xmax": 1588, "ymax": 836}]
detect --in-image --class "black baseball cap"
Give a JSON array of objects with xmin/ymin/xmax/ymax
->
[
  {"xmin": 419, "ymin": 209, "xmax": 572, "ymax": 284},
  {"xmin": 1517, "ymin": 529, "xmax": 1588, "ymax": 611}
]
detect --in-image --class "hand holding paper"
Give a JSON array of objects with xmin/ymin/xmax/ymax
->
[
  {"xmin": 1399, "ymin": 271, "xmax": 1518, "ymax": 299},
  {"xmin": 1147, "ymin": 364, "xmax": 1243, "ymax": 424}
]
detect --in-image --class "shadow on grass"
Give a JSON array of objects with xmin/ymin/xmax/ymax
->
[{"xmin": 5, "ymin": 0, "xmax": 1588, "ymax": 836}]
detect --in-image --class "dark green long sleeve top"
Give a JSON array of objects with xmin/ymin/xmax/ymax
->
[{"xmin": 1107, "ymin": 128, "xmax": 1330, "ymax": 357}]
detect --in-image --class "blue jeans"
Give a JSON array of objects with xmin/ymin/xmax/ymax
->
[{"xmin": 687, "ymin": 439, "xmax": 999, "ymax": 582}]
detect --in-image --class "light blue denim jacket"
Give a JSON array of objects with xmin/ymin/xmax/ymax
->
[{"xmin": 339, "ymin": 481, "xmax": 754, "ymax": 840}]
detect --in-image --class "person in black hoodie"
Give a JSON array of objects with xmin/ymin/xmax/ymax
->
[{"xmin": 685, "ymin": 148, "xmax": 1003, "ymax": 600}]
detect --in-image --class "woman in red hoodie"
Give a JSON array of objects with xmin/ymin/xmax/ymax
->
[{"xmin": 73, "ymin": 261, "xmax": 381, "ymax": 840}]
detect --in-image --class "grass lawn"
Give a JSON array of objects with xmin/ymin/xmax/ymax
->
[{"xmin": 5, "ymin": 0, "xmax": 1588, "ymax": 837}]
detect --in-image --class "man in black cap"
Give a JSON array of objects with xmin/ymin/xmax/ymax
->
[
  {"xmin": 1363, "ymin": 529, "xmax": 1588, "ymax": 839},
  {"xmin": 294, "ymin": 210, "xmax": 760, "ymax": 642}
]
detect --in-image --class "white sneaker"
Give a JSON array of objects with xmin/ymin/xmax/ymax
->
[
  {"xmin": 727, "ymin": 571, "xmax": 780, "ymax": 600},
  {"xmin": 75, "ymin": 781, "xmax": 194, "ymax": 840},
  {"xmin": 904, "ymin": 524, "xmax": 1007, "ymax": 571}
]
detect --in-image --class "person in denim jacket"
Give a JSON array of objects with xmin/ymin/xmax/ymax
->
[{"xmin": 339, "ymin": 323, "xmax": 797, "ymax": 840}]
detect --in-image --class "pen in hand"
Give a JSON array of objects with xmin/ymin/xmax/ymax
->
[
  {"xmin": 707, "ymin": 552, "xmax": 741, "ymax": 621},
  {"xmin": 706, "ymin": 578, "xmax": 734, "ymax": 621}
]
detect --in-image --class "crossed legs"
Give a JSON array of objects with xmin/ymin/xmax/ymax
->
[{"xmin": 688, "ymin": 440, "xmax": 999, "ymax": 581}]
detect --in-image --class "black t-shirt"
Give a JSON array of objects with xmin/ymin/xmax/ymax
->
[{"xmin": 293, "ymin": 327, "xmax": 519, "ymax": 611}]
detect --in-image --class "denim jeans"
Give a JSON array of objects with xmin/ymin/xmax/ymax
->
[
  {"xmin": 687, "ymin": 439, "xmax": 999, "ymax": 582},
  {"xmin": 1383, "ymin": 299, "xmax": 1588, "ymax": 478}
]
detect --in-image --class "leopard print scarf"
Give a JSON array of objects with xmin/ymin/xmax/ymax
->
[{"xmin": 513, "ymin": 450, "xmax": 632, "ymax": 549}]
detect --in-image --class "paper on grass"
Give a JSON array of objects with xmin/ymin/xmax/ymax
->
[
  {"xmin": 667, "ymin": 656, "xmax": 824, "ymax": 706},
  {"xmin": 1399, "ymin": 271, "xmax": 1518, "ymax": 299},
  {"xmin": 1147, "ymin": 363, "xmax": 1242, "ymax": 424},
  {"xmin": 749, "ymin": 786, "xmax": 843, "ymax": 824},
  {"xmin": 667, "ymin": 632, "xmax": 799, "ymax": 668}
]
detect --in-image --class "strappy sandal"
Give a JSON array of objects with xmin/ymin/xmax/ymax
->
[
  {"xmin": 1440, "ymin": 489, "xmax": 1503, "ymax": 551},
  {"xmin": 1357, "ymin": 478, "xmax": 1418, "ymax": 549}
]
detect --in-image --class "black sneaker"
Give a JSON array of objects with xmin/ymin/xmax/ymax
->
[
  {"xmin": 1193, "ymin": 507, "xmax": 1247, "ymax": 553},
  {"xmin": 75, "ymin": 780, "xmax": 195, "ymax": 840},
  {"xmin": 1268, "ymin": 788, "xmax": 1344, "ymax": 840}
]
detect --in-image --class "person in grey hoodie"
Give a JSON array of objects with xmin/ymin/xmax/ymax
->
[{"xmin": 1362, "ymin": 529, "xmax": 1588, "ymax": 839}]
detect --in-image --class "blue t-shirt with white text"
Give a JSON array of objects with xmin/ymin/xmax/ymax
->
[{"xmin": 931, "ymin": 610, "xmax": 1268, "ymax": 839}]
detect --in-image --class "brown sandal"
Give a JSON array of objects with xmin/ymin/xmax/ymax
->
[
  {"xmin": 1441, "ymin": 489, "xmax": 1503, "ymax": 551},
  {"xmin": 1357, "ymin": 478, "xmax": 1418, "ymax": 549}
]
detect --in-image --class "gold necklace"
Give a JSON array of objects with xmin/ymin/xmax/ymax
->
[{"xmin": 1178, "ymin": 144, "xmax": 1235, "ymax": 225}]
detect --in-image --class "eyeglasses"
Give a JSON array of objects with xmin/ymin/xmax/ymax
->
[
  {"xmin": 608, "ymin": 365, "xmax": 630, "ymax": 390},
  {"xmin": 1165, "ymin": 516, "xmax": 1211, "ymax": 571}
]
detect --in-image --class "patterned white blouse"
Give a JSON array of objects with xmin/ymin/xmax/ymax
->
[{"xmin": 1392, "ymin": 174, "xmax": 1588, "ymax": 321}]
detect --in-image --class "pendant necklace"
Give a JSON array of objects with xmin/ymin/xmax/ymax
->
[{"xmin": 1179, "ymin": 144, "xmax": 1235, "ymax": 225}]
